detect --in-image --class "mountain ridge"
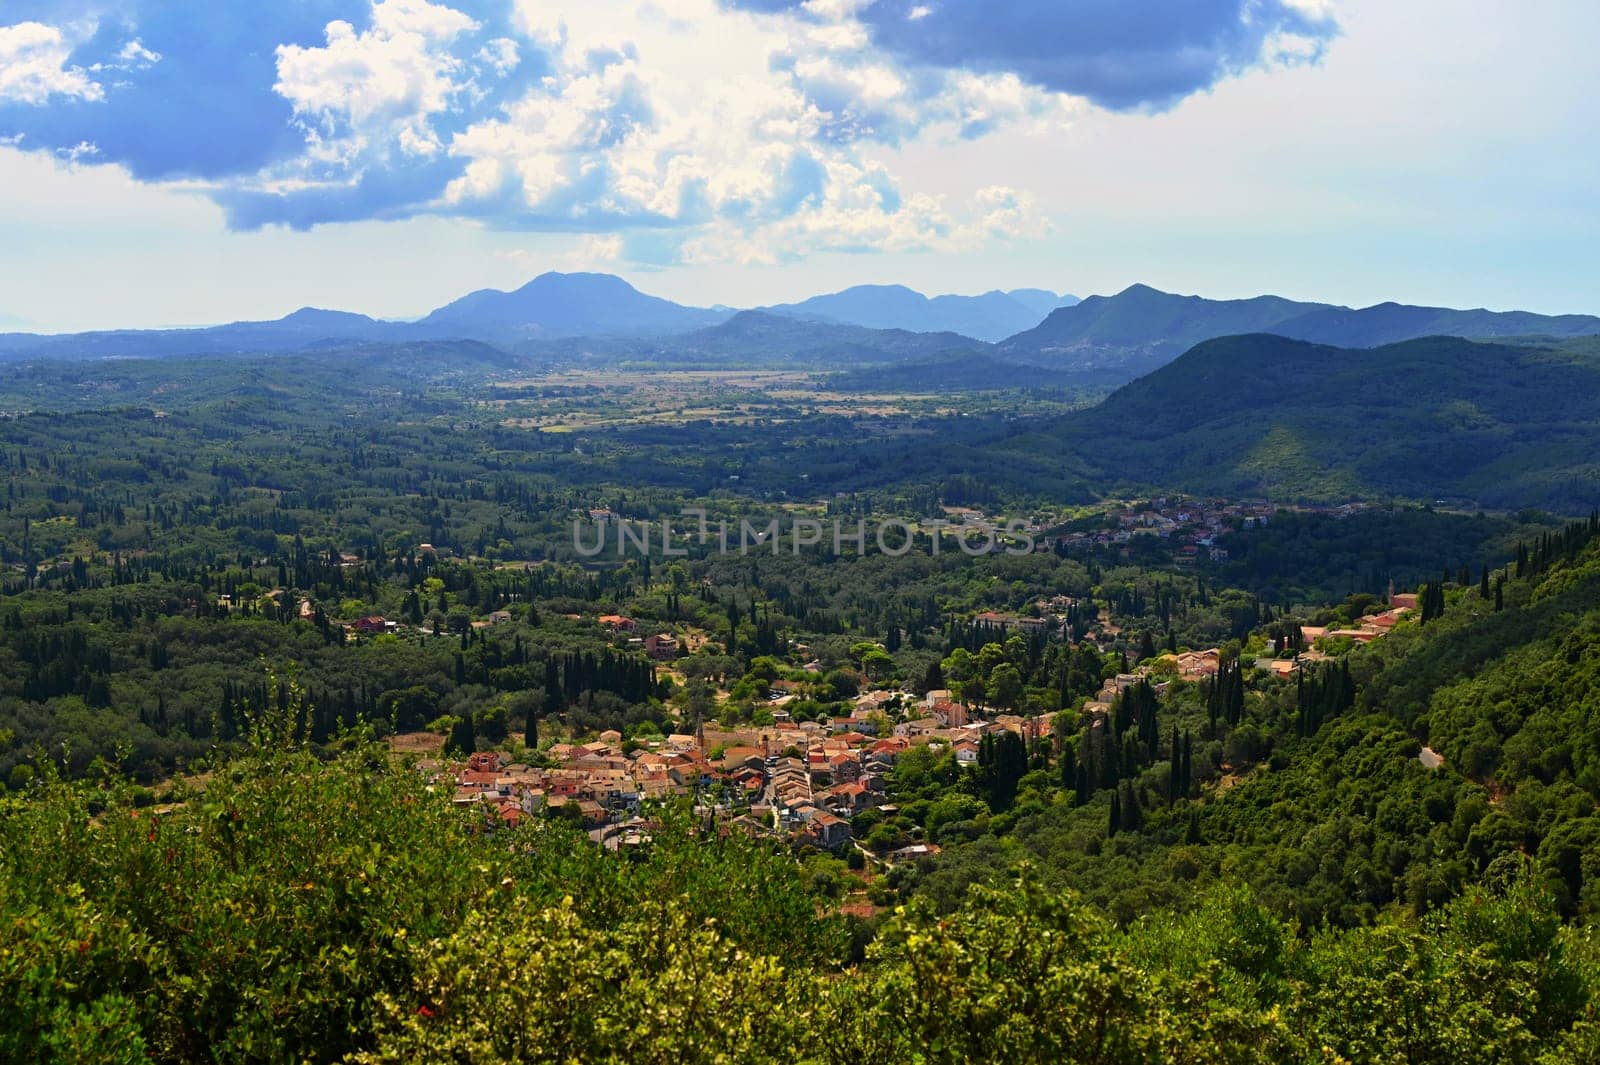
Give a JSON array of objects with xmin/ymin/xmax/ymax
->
[
  {"xmin": 1001, "ymin": 284, "xmax": 1600, "ymax": 381},
  {"xmin": 762, "ymin": 283, "xmax": 1078, "ymax": 342},
  {"xmin": 991, "ymin": 332, "xmax": 1600, "ymax": 511},
  {"xmin": 4, "ymin": 274, "xmax": 1598, "ymax": 367}
]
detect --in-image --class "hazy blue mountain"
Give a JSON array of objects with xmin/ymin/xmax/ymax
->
[
  {"xmin": 419, "ymin": 271, "xmax": 729, "ymax": 339},
  {"xmin": 763, "ymin": 284, "xmax": 1074, "ymax": 341},
  {"xmin": 690, "ymin": 310, "xmax": 979, "ymax": 362},
  {"xmin": 1005, "ymin": 288, "xmax": 1081, "ymax": 320},
  {"xmin": 0, "ymin": 307, "xmax": 412, "ymax": 360},
  {"xmin": 531, "ymin": 310, "xmax": 984, "ymax": 369},
  {"xmin": 999, "ymin": 283, "xmax": 1600, "ymax": 383},
  {"xmin": 998, "ymin": 284, "xmax": 1325, "ymax": 377},
  {"xmin": 1272, "ymin": 302, "xmax": 1600, "ymax": 347}
]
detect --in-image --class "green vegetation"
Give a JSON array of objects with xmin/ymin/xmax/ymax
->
[
  {"xmin": 6, "ymin": 738, "xmax": 1600, "ymax": 1064},
  {"xmin": 4, "ymin": 345, "xmax": 1600, "ymax": 1060},
  {"xmin": 995, "ymin": 334, "xmax": 1600, "ymax": 510}
]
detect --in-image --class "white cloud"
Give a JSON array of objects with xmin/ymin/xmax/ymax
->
[
  {"xmin": 0, "ymin": 21, "xmax": 104, "ymax": 105},
  {"xmin": 116, "ymin": 39, "xmax": 162, "ymax": 67},
  {"xmin": 273, "ymin": 0, "xmax": 481, "ymax": 142},
  {"xmin": 433, "ymin": 0, "xmax": 1067, "ymax": 263},
  {"xmin": 6, "ymin": 0, "xmax": 1069, "ymax": 268}
]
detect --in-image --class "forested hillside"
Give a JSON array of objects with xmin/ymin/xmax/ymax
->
[
  {"xmin": 899, "ymin": 519, "xmax": 1600, "ymax": 928},
  {"xmin": 992, "ymin": 333, "xmax": 1600, "ymax": 510}
]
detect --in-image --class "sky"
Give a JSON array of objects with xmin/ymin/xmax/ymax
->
[{"xmin": 0, "ymin": 0, "xmax": 1596, "ymax": 332}]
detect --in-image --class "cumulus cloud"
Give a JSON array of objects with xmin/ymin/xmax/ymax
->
[
  {"xmin": 0, "ymin": 0, "xmax": 1336, "ymax": 267},
  {"xmin": 0, "ymin": 21, "xmax": 104, "ymax": 104}
]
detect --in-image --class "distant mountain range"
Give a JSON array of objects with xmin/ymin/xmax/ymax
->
[
  {"xmin": 1000, "ymin": 283, "xmax": 1600, "ymax": 380},
  {"xmin": 989, "ymin": 333, "xmax": 1600, "ymax": 510},
  {"xmin": 761, "ymin": 284, "xmax": 1078, "ymax": 342},
  {"xmin": 0, "ymin": 273, "xmax": 1012, "ymax": 361},
  {"xmin": 2, "ymin": 274, "xmax": 1597, "ymax": 379}
]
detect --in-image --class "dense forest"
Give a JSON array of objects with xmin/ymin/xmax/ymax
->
[{"xmin": 5, "ymin": 349, "xmax": 1600, "ymax": 1061}]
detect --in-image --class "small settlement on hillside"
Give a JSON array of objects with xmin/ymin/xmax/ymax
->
[{"xmin": 419, "ymin": 581, "xmax": 1417, "ymax": 858}]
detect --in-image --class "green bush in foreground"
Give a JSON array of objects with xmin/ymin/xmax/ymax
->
[{"xmin": 3, "ymin": 743, "xmax": 1599, "ymax": 1063}]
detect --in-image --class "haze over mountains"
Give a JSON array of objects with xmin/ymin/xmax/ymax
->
[
  {"xmin": 760, "ymin": 284, "xmax": 1079, "ymax": 341},
  {"xmin": 2, "ymin": 273, "xmax": 1598, "ymax": 385}
]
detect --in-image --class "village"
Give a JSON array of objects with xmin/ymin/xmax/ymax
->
[{"xmin": 417, "ymin": 576, "xmax": 1420, "ymax": 862}]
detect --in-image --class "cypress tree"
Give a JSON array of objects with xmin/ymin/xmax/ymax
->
[
  {"xmin": 1118, "ymin": 780, "xmax": 1143, "ymax": 832},
  {"xmin": 1167, "ymin": 723, "xmax": 1181, "ymax": 805},
  {"xmin": 1179, "ymin": 732, "xmax": 1192, "ymax": 800},
  {"xmin": 449, "ymin": 710, "xmax": 475, "ymax": 756}
]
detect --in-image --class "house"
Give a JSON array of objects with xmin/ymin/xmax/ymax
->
[
  {"xmin": 953, "ymin": 739, "xmax": 981, "ymax": 766},
  {"xmin": 893, "ymin": 718, "xmax": 940, "ymax": 740},
  {"xmin": 665, "ymin": 733, "xmax": 699, "ymax": 752},
  {"xmin": 927, "ymin": 700, "xmax": 969, "ymax": 728},
  {"xmin": 353, "ymin": 615, "xmax": 387, "ymax": 635},
  {"xmin": 1170, "ymin": 648, "xmax": 1221, "ymax": 679},
  {"xmin": 718, "ymin": 746, "xmax": 766, "ymax": 772},
  {"xmin": 868, "ymin": 737, "xmax": 910, "ymax": 764},
  {"xmin": 574, "ymin": 800, "xmax": 609, "ymax": 827},
  {"xmin": 490, "ymin": 801, "xmax": 528, "ymax": 828},
  {"xmin": 465, "ymin": 751, "xmax": 505, "ymax": 774},
  {"xmin": 486, "ymin": 609, "xmax": 513, "ymax": 626},
  {"xmin": 826, "ymin": 751, "xmax": 861, "ymax": 784},
  {"xmin": 1361, "ymin": 609, "xmax": 1407, "ymax": 631},
  {"xmin": 804, "ymin": 811, "xmax": 852, "ymax": 850},
  {"xmin": 598, "ymin": 614, "xmax": 636, "ymax": 632},
  {"xmin": 643, "ymin": 634, "xmax": 679, "ymax": 660},
  {"xmin": 856, "ymin": 690, "xmax": 896, "ymax": 712}
]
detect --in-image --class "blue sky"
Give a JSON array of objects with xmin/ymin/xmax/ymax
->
[{"xmin": 1, "ymin": 0, "xmax": 1596, "ymax": 331}]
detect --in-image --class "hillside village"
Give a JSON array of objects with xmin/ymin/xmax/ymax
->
[
  {"xmin": 420, "ymin": 578, "xmax": 1419, "ymax": 861},
  {"xmin": 187, "ymin": 494, "xmax": 1428, "ymax": 868}
]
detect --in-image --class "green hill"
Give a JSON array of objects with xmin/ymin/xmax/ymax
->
[{"xmin": 994, "ymin": 333, "xmax": 1600, "ymax": 510}]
